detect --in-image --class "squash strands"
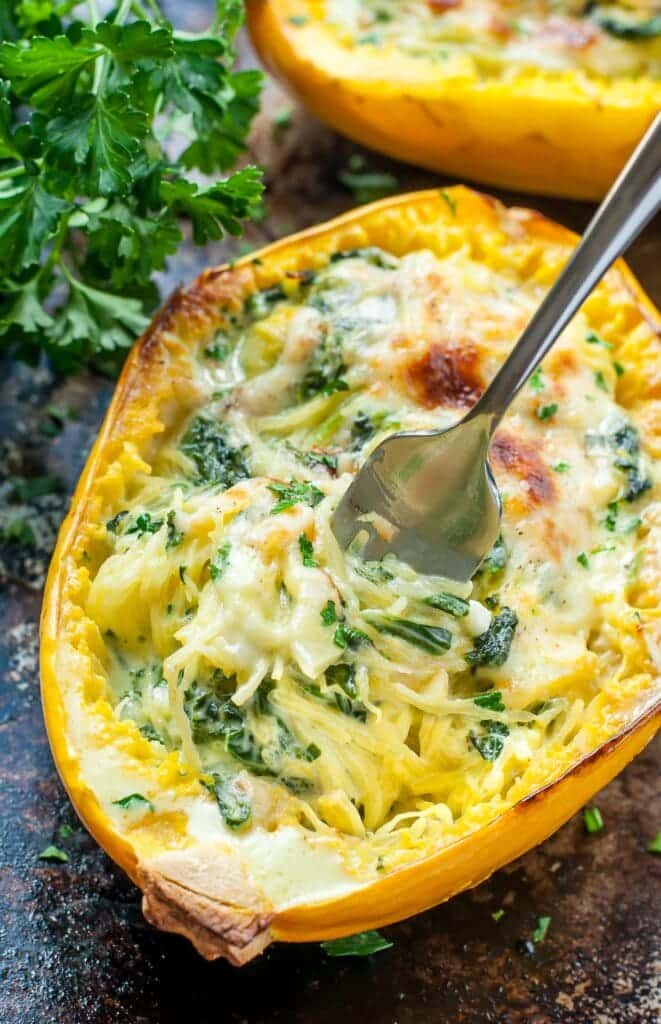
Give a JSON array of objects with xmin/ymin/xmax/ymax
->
[
  {"xmin": 41, "ymin": 189, "xmax": 660, "ymax": 965},
  {"xmin": 247, "ymin": 0, "xmax": 661, "ymax": 200}
]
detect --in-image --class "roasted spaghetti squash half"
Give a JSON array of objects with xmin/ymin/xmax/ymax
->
[
  {"xmin": 41, "ymin": 189, "xmax": 661, "ymax": 965},
  {"xmin": 247, "ymin": 0, "xmax": 661, "ymax": 200}
]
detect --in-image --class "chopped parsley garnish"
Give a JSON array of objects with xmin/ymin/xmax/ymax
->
[
  {"xmin": 10, "ymin": 475, "xmax": 61, "ymax": 501},
  {"xmin": 648, "ymin": 833, "xmax": 661, "ymax": 855},
  {"xmin": 585, "ymin": 331, "xmax": 612, "ymax": 349},
  {"xmin": 38, "ymin": 844, "xmax": 69, "ymax": 863},
  {"xmin": 553, "ymin": 462, "xmax": 570, "ymax": 473},
  {"xmin": 58, "ymin": 824, "xmax": 73, "ymax": 839},
  {"xmin": 577, "ymin": 552, "xmax": 589, "ymax": 569},
  {"xmin": 209, "ymin": 542, "xmax": 231, "ymax": 582},
  {"xmin": 492, "ymin": 909, "xmax": 505, "ymax": 922},
  {"xmin": 613, "ymin": 361, "xmax": 626, "ymax": 377},
  {"xmin": 165, "ymin": 510, "xmax": 183, "ymax": 550},
  {"xmin": 338, "ymin": 154, "xmax": 399, "ymax": 205},
  {"xmin": 288, "ymin": 14, "xmax": 309, "ymax": 26},
  {"xmin": 423, "ymin": 592, "xmax": 470, "ymax": 617},
  {"xmin": 583, "ymin": 806, "xmax": 604, "ymax": 834},
  {"xmin": 533, "ymin": 916, "xmax": 551, "ymax": 944},
  {"xmin": 1, "ymin": 518, "xmax": 36, "ymax": 547},
  {"xmin": 298, "ymin": 533, "xmax": 317, "ymax": 567},
  {"xmin": 465, "ymin": 608, "xmax": 518, "ymax": 667},
  {"xmin": 204, "ymin": 340, "xmax": 230, "ymax": 361},
  {"xmin": 439, "ymin": 190, "xmax": 456, "ymax": 215},
  {"xmin": 529, "ymin": 367, "xmax": 544, "ymax": 392},
  {"xmin": 320, "ymin": 600, "xmax": 338, "ymax": 626},
  {"xmin": 537, "ymin": 403, "xmax": 558, "ymax": 421},
  {"xmin": 126, "ymin": 512, "xmax": 163, "ymax": 537},
  {"xmin": 333, "ymin": 622, "xmax": 370, "ymax": 650},
  {"xmin": 473, "ymin": 690, "xmax": 505, "ymax": 712},
  {"xmin": 321, "ymin": 930, "xmax": 393, "ymax": 957},
  {"xmin": 594, "ymin": 370, "xmax": 609, "ymax": 392},
  {"xmin": 180, "ymin": 416, "xmax": 249, "ymax": 490},
  {"xmin": 113, "ymin": 793, "xmax": 154, "ymax": 813},
  {"xmin": 469, "ymin": 720, "xmax": 509, "ymax": 761},
  {"xmin": 368, "ymin": 615, "xmax": 452, "ymax": 654},
  {"xmin": 268, "ymin": 479, "xmax": 324, "ymax": 514}
]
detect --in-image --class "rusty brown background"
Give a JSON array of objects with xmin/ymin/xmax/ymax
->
[{"xmin": 1, "ymin": 5, "xmax": 660, "ymax": 1022}]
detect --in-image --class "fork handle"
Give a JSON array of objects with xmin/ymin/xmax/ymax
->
[{"xmin": 471, "ymin": 112, "xmax": 661, "ymax": 426}]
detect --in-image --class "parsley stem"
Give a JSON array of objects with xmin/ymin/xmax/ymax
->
[{"xmin": 92, "ymin": 0, "xmax": 132, "ymax": 94}]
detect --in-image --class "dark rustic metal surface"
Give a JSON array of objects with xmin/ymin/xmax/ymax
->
[{"xmin": 1, "ymin": 9, "xmax": 660, "ymax": 1023}]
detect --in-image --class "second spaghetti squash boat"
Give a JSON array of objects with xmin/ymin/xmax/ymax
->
[
  {"xmin": 248, "ymin": 0, "xmax": 661, "ymax": 200},
  {"xmin": 42, "ymin": 188, "xmax": 660, "ymax": 964}
]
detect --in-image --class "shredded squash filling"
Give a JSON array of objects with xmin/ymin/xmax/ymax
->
[
  {"xmin": 329, "ymin": 1, "xmax": 661, "ymax": 79},
  {"xmin": 88, "ymin": 239, "xmax": 658, "ymax": 871}
]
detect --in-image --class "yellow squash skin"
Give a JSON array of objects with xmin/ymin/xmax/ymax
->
[
  {"xmin": 247, "ymin": 0, "xmax": 661, "ymax": 201},
  {"xmin": 41, "ymin": 188, "xmax": 661, "ymax": 961}
]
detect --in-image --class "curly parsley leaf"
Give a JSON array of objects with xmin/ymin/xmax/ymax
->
[{"xmin": 0, "ymin": 1, "xmax": 262, "ymax": 372}]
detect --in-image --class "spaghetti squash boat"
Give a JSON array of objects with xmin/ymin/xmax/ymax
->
[
  {"xmin": 248, "ymin": 0, "xmax": 661, "ymax": 200},
  {"xmin": 41, "ymin": 188, "xmax": 661, "ymax": 965}
]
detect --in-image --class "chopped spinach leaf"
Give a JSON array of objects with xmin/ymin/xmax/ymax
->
[
  {"xmin": 180, "ymin": 416, "xmax": 249, "ymax": 489},
  {"xmin": 112, "ymin": 793, "xmax": 154, "ymax": 813},
  {"xmin": 368, "ymin": 615, "xmax": 452, "ymax": 654},
  {"xmin": 470, "ymin": 720, "xmax": 510, "ymax": 761},
  {"xmin": 298, "ymin": 533, "xmax": 317, "ymax": 567},
  {"xmin": 424, "ymin": 592, "xmax": 469, "ymax": 617},
  {"xmin": 465, "ymin": 608, "xmax": 518, "ymax": 667},
  {"xmin": 268, "ymin": 479, "xmax": 324, "ymax": 514},
  {"xmin": 106, "ymin": 509, "xmax": 128, "ymax": 533},
  {"xmin": 284, "ymin": 441, "xmax": 338, "ymax": 473},
  {"xmin": 473, "ymin": 690, "xmax": 505, "ymax": 712},
  {"xmin": 329, "ymin": 247, "xmax": 397, "ymax": 270},
  {"xmin": 333, "ymin": 622, "xmax": 370, "ymax": 650},
  {"xmin": 589, "ymin": 7, "xmax": 661, "ymax": 39},
  {"xmin": 577, "ymin": 552, "xmax": 589, "ymax": 569},
  {"xmin": 321, "ymin": 930, "xmax": 393, "ymax": 957},
  {"xmin": 477, "ymin": 534, "xmax": 507, "ymax": 576},
  {"xmin": 320, "ymin": 600, "xmax": 338, "ymax": 626},
  {"xmin": 208, "ymin": 773, "xmax": 251, "ymax": 828},
  {"xmin": 299, "ymin": 331, "xmax": 348, "ymax": 401},
  {"xmin": 355, "ymin": 560, "xmax": 394, "ymax": 583}
]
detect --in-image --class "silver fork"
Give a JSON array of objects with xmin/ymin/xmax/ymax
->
[{"xmin": 332, "ymin": 114, "xmax": 661, "ymax": 582}]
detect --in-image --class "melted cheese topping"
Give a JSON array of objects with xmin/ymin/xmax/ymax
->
[
  {"xmin": 80, "ymin": 237, "xmax": 660, "ymax": 885},
  {"xmin": 328, "ymin": 0, "xmax": 661, "ymax": 78}
]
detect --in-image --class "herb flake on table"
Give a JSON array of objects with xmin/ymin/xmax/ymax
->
[{"xmin": 321, "ymin": 930, "xmax": 393, "ymax": 957}]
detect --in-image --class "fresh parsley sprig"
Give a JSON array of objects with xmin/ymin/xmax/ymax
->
[{"xmin": 0, "ymin": 0, "xmax": 263, "ymax": 372}]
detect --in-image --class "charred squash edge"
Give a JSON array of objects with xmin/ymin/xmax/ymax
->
[
  {"xmin": 40, "ymin": 188, "xmax": 661, "ymax": 960},
  {"xmin": 247, "ymin": 0, "xmax": 661, "ymax": 200}
]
